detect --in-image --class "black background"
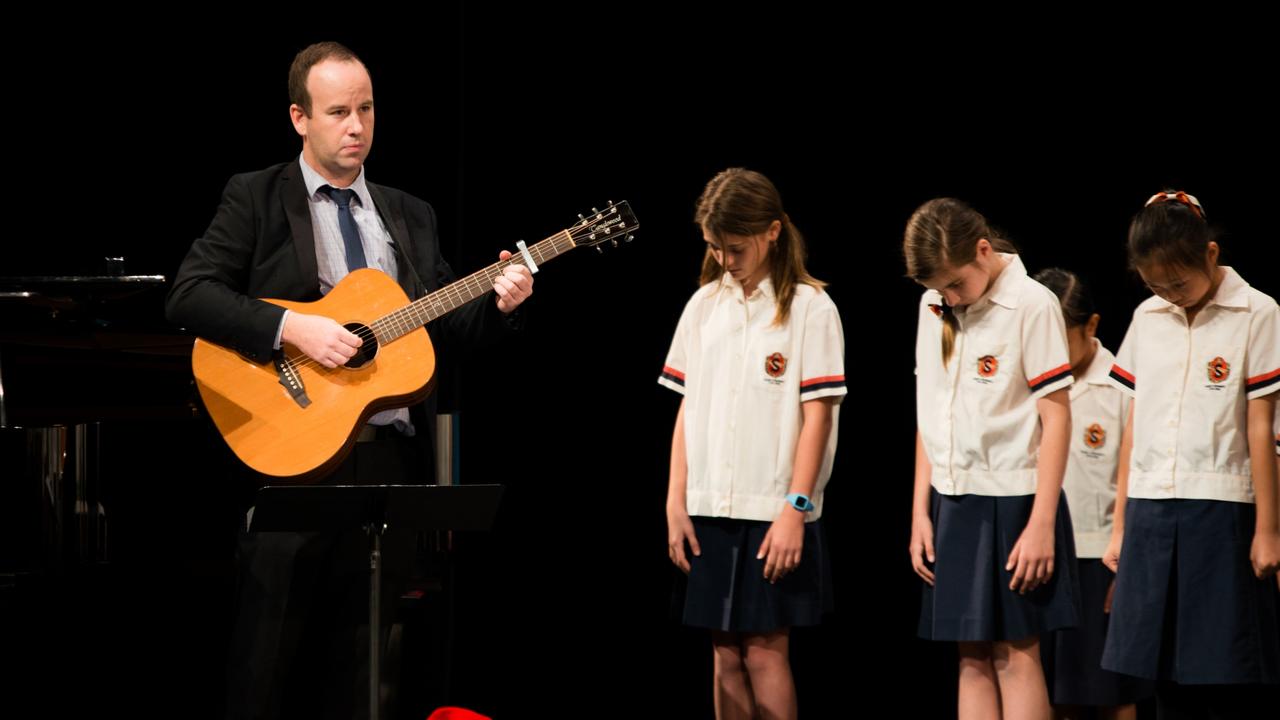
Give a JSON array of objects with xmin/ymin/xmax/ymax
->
[{"xmin": 4, "ymin": 7, "xmax": 1278, "ymax": 718}]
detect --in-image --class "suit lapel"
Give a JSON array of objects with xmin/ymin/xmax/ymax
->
[
  {"xmin": 281, "ymin": 159, "xmax": 320, "ymax": 291},
  {"xmin": 367, "ymin": 182, "xmax": 423, "ymax": 299}
]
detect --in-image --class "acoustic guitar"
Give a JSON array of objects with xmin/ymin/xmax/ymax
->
[{"xmin": 191, "ymin": 201, "xmax": 637, "ymax": 482}]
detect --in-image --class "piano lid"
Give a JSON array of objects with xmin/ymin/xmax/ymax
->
[{"xmin": 0, "ymin": 274, "xmax": 196, "ymax": 427}]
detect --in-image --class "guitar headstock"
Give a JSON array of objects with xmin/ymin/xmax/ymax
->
[{"xmin": 567, "ymin": 200, "xmax": 638, "ymax": 251}]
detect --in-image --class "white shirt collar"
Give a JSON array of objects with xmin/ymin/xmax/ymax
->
[
  {"xmin": 717, "ymin": 273, "xmax": 775, "ymax": 301},
  {"xmin": 298, "ymin": 153, "xmax": 374, "ymax": 210}
]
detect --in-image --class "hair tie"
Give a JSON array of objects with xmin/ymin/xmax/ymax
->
[{"xmin": 1145, "ymin": 190, "xmax": 1205, "ymax": 220}]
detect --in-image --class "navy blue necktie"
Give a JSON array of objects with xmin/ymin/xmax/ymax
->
[{"xmin": 319, "ymin": 185, "xmax": 367, "ymax": 271}]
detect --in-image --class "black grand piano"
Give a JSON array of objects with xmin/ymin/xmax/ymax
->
[
  {"xmin": 0, "ymin": 269, "xmax": 464, "ymax": 718},
  {"xmin": 0, "ymin": 270, "xmax": 240, "ymax": 714},
  {"xmin": 0, "ymin": 272, "xmax": 198, "ymax": 569}
]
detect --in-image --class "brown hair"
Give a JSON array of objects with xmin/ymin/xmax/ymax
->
[
  {"xmin": 695, "ymin": 168, "xmax": 823, "ymax": 325},
  {"xmin": 903, "ymin": 197, "xmax": 1016, "ymax": 366},
  {"xmin": 288, "ymin": 41, "xmax": 363, "ymax": 117}
]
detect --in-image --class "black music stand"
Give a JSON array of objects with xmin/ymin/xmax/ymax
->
[{"xmin": 248, "ymin": 483, "xmax": 503, "ymax": 720}]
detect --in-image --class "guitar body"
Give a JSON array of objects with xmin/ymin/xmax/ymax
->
[
  {"xmin": 192, "ymin": 269, "xmax": 435, "ymax": 483},
  {"xmin": 190, "ymin": 200, "xmax": 637, "ymax": 482}
]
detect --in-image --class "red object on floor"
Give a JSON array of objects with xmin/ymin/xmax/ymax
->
[{"xmin": 427, "ymin": 707, "xmax": 491, "ymax": 720}]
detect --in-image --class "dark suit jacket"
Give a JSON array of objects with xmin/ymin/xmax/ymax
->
[{"xmin": 166, "ymin": 158, "xmax": 514, "ymax": 481}]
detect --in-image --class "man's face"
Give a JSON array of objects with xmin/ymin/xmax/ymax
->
[{"xmin": 291, "ymin": 59, "xmax": 374, "ymax": 185}]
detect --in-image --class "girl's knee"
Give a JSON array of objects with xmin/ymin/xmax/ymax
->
[
  {"xmin": 742, "ymin": 632, "xmax": 790, "ymax": 674},
  {"xmin": 992, "ymin": 637, "xmax": 1043, "ymax": 671},
  {"xmin": 712, "ymin": 632, "xmax": 746, "ymax": 670}
]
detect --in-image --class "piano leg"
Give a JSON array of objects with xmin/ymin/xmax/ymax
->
[{"xmin": 29, "ymin": 423, "xmax": 106, "ymax": 573}]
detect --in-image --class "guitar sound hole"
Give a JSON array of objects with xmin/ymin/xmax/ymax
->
[{"xmin": 343, "ymin": 322, "xmax": 379, "ymax": 370}]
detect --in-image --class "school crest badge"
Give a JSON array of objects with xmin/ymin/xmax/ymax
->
[
  {"xmin": 977, "ymin": 355, "xmax": 999, "ymax": 379},
  {"xmin": 1084, "ymin": 423, "xmax": 1106, "ymax": 449},
  {"xmin": 1207, "ymin": 357, "xmax": 1230, "ymax": 384},
  {"xmin": 765, "ymin": 352, "xmax": 787, "ymax": 378}
]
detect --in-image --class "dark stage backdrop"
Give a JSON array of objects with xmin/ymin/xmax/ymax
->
[{"xmin": 5, "ymin": 7, "xmax": 1277, "ymax": 718}]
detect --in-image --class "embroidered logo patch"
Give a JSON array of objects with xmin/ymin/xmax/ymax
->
[
  {"xmin": 765, "ymin": 352, "xmax": 787, "ymax": 378},
  {"xmin": 1084, "ymin": 423, "xmax": 1106, "ymax": 449},
  {"xmin": 977, "ymin": 355, "xmax": 999, "ymax": 378},
  {"xmin": 1207, "ymin": 357, "xmax": 1230, "ymax": 384}
]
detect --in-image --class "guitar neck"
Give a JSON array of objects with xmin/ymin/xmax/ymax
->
[{"xmin": 370, "ymin": 230, "xmax": 576, "ymax": 342}]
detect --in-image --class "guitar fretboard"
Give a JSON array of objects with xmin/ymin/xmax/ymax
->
[{"xmin": 368, "ymin": 230, "xmax": 576, "ymax": 343}]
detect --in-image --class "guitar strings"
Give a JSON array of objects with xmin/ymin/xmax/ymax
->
[
  {"xmin": 281, "ymin": 230, "xmax": 572, "ymax": 375},
  {"xmin": 278, "ymin": 214, "xmax": 613, "ymax": 375}
]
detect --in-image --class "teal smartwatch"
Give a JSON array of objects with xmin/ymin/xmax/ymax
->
[{"xmin": 785, "ymin": 493, "xmax": 815, "ymax": 513}]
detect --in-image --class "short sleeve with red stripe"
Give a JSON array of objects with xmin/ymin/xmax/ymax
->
[
  {"xmin": 658, "ymin": 294, "xmax": 695, "ymax": 395},
  {"xmin": 1108, "ymin": 311, "xmax": 1138, "ymax": 397},
  {"xmin": 1021, "ymin": 288, "xmax": 1074, "ymax": 400},
  {"xmin": 799, "ymin": 294, "xmax": 847, "ymax": 403},
  {"xmin": 1245, "ymin": 298, "xmax": 1280, "ymax": 401}
]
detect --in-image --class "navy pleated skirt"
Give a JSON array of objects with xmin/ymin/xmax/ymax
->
[
  {"xmin": 1042, "ymin": 558, "xmax": 1155, "ymax": 706},
  {"xmin": 1101, "ymin": 498, "xmax": 1280, "ymax": 684},
  {"xmin": 679, "ymin": 516, "xmax": 833, "ymax": 634},
  {"xmin": 918, "ymin": 491, "xmax": 1081, "ymax": 642}
]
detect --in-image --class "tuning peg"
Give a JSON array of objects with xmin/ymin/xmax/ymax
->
[
  {"xmin": 578, "ymin": 213, "xmax": 585, "ymax": 220},
  {"xmin": 625, "ymin": 233, "xmax": 634, "ymax": 243},
  {"xmin": 592, "ymin": 207, "xmax": 599, "ymax": 214},
  {"xmin": 611, "ymin": 238, "xmax": 619, "ymax": 248},
  {"xmin": 595, "ymin": 245, "xmax": 604, "ymax": 254}
]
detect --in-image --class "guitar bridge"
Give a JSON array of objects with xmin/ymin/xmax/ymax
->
[{"xmin": 274, "ymin": 353, "xmax": 311, "ymax": 408}]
